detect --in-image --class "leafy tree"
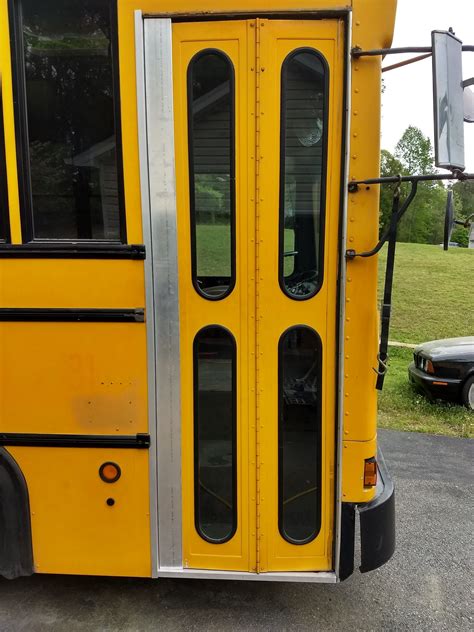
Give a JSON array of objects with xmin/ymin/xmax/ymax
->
[
  {"xmin": 379, "ymin": 126, "xmax": 447, "ymax": 244},
  {"xmin": 379, "ymin": 149, "xmax": 404, "ymax": 235},
  {"xmin": 394, "ymin": 125, "xmax": 434, "ymax": 175}
]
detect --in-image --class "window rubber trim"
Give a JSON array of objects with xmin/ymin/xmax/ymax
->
[
  {"xmin": 0, "ymin": 75, "xmax": 11, "ymax": 243},
  {"xmin": 278, "ymin": 47, "xmax": 330, "ymax": 301}
]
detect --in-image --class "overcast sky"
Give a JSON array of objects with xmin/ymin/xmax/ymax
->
[{"xmin": 381, "ymin": 0, "xmax": 474, "ymax": 172}]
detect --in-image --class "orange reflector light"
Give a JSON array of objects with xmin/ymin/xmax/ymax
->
[
  {"xmin": 364, "ymin": 457, "xmax": 377, "ymax": 488},
  {"xmin": 426, "ymin": 360, "xmax": 435, "ymax": 374},
  {"xmin": 99, "ymin": 462, "xmax": 121, "ymax": 483},
  {"xmin": 433, "ymin": 381, "xmax": 448, "ymax": 386}
]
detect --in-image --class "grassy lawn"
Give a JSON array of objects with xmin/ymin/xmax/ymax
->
[
  {"xmin": 378, "ymin": 242, "xmax": 474, "ymax": 343},
  {"xmin": 378, "ymin": 242, "xmax": 474, "ymax": 438}
]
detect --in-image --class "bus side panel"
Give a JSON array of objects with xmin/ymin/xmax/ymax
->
[
  {"xmin": 0, "ymin": 322, "xmax": 147, "ymax": 436},
  {"xmin": 340, "ymin": 1, "xmax": 397, "ymax": 504},
  {"xmin": 7, "ymin": 447, "xmax": 151, "ymax": 577}
]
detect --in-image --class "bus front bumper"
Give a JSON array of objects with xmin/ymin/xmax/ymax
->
[{"xmin": 339, "ymin": 448, "xmax": 395, "ymax": 580}]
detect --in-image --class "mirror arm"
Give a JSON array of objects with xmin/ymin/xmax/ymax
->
[
  {"xmin": 352, "ymin": 44, "xmax": 474, "ymax": 58},
  {"xmin": 346, "ymin": 179, "xmax": 418, "ymax": 260}
]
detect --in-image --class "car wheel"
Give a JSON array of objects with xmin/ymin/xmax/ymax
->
[{"xmin": 461, "ymin": 375, "xmax": 474, "ymax": 410}]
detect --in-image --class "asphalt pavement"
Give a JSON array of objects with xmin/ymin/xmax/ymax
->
[{"xmin": 0, "ymin": 429, "xmax": 472, "ymax": 631}]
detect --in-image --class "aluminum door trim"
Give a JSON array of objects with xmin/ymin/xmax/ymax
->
[{"xmin": 139, "ymin": 13, "xmax": 183, "ymax": 572}]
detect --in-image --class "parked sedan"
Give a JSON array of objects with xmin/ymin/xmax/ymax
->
[{"xmin": 408, "ymin": 337, "xmax": 474, "ymax": 409}]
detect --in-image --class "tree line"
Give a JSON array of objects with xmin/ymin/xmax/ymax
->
[{"xmin": 379, "ymin": 126, "xmax": 473, "ymax": 247}]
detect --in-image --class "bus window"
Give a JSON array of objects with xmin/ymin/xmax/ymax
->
[
  {"xmin": 279, "ymin": 326, "xmax": 321, "ymax": 544},
  {"xmin": 194, "ymin": 326, "xmax": 236, "ymax": 543},
  {"xmin": 0, "ymin": 77, "xmax": 9, "ymax": 242},
  {"xmin": 188, "ymin": 50, "xmax": 235, "ymax": 300},
  {"xmin": 11, "ymin": 0, "xmax": 124, "ymax": 241},
  {"xmin": 280, "ymin": 49, "xmax": 327, "ymax": 299}
]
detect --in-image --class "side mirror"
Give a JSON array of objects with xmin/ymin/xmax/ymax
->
[
  {"xmin": 444, "ymin": 190, "xmax": 474, "ymax": 250},
  {"xmin": 443, "ymin": 190, "xmax": 455, "ymax": 250},
  {"xmin": 464, "ymin": 78, "xmax": 474, "ymax": 123},
  {"xmin": 432, "ymin": 30, "xmax": 465, "ymax": 171}
]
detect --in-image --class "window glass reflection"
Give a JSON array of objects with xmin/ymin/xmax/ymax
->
[
  {"xmin": 280, "ymin": 50, "xmax": 327, "ymax": 298},
  {"xmin": 21, "ymin": 0, "xmax": 122, "ymax": 240},
  {"xmin": 195, "ymin": 326, "xmax": 236, "ymax": 543},
  {"xmin": 279, "ymin": 326, "xmax": 321, "ymax": 544},
  {"xmin": 188, "ymin": 51, "xmax": 234, "ymax": 299}
]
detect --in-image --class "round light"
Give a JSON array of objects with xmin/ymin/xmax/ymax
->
[{"xmin": 99, "ymin": 462, "xmax": 121, "ymax": 483}]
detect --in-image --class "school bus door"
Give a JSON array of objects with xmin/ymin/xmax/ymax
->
[{"xmin": 147, "ymin": 17, "xmax": 343, "ymax": 574}]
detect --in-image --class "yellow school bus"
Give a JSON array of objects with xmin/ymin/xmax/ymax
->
[{"xmin": 0, "ymin": 0, "xmax": 397, "ymax": 582}]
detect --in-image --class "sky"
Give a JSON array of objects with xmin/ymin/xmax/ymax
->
[{"xmin": 381, "ymin": 0, "xmax": 474, "ymax": 173}]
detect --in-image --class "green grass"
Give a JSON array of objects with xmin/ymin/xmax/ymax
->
[
  {"xmin": 378, "ymin": 347, "xmax": 472, "ymax": 438},
  {"xmin": 378, "ymin": 242, "xmax": 474, "ymax": 438},
  {"xmin": 378, "ymin": 242, "xmax": 474, "ymax": 344}
]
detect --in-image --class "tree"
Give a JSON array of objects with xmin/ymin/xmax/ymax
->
[
  {"xmin": 394, "ymin": 125, "xmax": 434, "ymax": 175},
  {"xmin": 379, "ymin": 126, "xmax": 447, "ymax": 244},
  {"xmin": 379, "ymin": 149, "xmax": 405, "ymax": 236}
]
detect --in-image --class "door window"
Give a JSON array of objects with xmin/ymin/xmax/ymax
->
[
  {"xmin": 279, "ymin": 326, "xmax": 322, "ymax": 544},
  {"xmin": 280, "ymin": 49, "xmax": 328, "ymax": 299},
  {"xmin": 188, "ymin": 50, "xmax": 235, "ymax": 299},
  {"xmin": 194, "ymin": 326, "xmax": 237, "ymax": 543}
]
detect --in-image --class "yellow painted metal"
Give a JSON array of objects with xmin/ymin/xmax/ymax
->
[
  {"xmin": 258, "ymin": 18, "xmax": 343, "ymax": 572},
  {"xmin": 0, "ymin": 322, "xmax": 148, "ymax": 435},
  {"xmin": 0, "ymin": 260, "xmax": 145, "ymax": 308},
  {"xmin": 341, "ymin": 435, "xmax": 377, "ymax": 503},
  {"xmin": 340, "ymin": 0, "xmax": 397, "ymax": 502},
  {"xmin": 8, "ymin": 446, "xmax": 151, "ymax": 577}
]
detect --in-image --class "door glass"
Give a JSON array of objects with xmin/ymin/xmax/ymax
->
[
  {"xmin": 188, "ymin": 50, "xmax": 235, "ymax": 299},
  {"xmin": 279, "ymin": 326, "xmax": 321, "ymax": 544},
  {"xmin": 194, "ymin": 326, "xmax": 236, "ymax": 543},
  {"xmin": 280, "ymin": 49, "xmax": 327, "ymax": 299},
  {"xmin": 19, "ymin": 0, "xmax": 123, "ymax": 240}
]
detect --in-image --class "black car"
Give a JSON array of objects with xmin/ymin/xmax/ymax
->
[{"xmin": 408, "ymin": 337, "xmax": 474, "ymax": 410}]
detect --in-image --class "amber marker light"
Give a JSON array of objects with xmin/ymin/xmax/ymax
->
[
  {"xmin": 99, "ymin": 462, "xmax": 121, "ymax": 483},
  {"xmin": 364, "ymin": 457, "xmax": 377, "ymax": 488},
  {"xmin": 426, "ymin": 360, "xmax": 435, "ymax": 374}
]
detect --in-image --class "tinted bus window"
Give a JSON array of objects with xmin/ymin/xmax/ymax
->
[
  {"xmin": 194, "ymin": 326, "xmax": 236, "ymax": 543},
  {"xmin": 280, "ymin": 49, "xmax": 327, "ymax": 299},
  {"xmin": 279, "ymin": 326, "xmax": 322, "ymax": 544},
  {"xmin": 15, "ymin": 0, "xmax": 123, "ymax": 241},
  {"xmin": 188, "ymin": 50, "xmax": 235, "ymax": 299}
]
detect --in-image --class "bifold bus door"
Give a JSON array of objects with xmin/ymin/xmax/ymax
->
[{"xmin": 142, "ymin": 15, "xmax": 344, "ymax": 575}]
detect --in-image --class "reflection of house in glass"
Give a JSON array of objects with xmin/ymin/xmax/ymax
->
[{"xmin": 66, "ymin": 137, "xmax": 120, "ymax": 240}]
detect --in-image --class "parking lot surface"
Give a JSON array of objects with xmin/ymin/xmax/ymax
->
[{"xmin": 0, "ymin": 429, "xmax": 472, "ymax": 631}]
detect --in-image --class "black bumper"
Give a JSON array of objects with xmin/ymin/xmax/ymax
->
[
  {"xmin": 339, "ymin": 448, "xmax": 395, "ymax": 580},
  {"xmin": 408, "ymin": 362, "xmax": 461, "ymax": 401},
  {"xmin": 359, "ymin": 448, "xmax": 395, "ymax": 573}
]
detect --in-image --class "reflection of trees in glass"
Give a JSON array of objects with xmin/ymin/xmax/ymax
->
[{"xmin": 21, "ymin": 0, "xmax": 120, "ymax": 240}]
